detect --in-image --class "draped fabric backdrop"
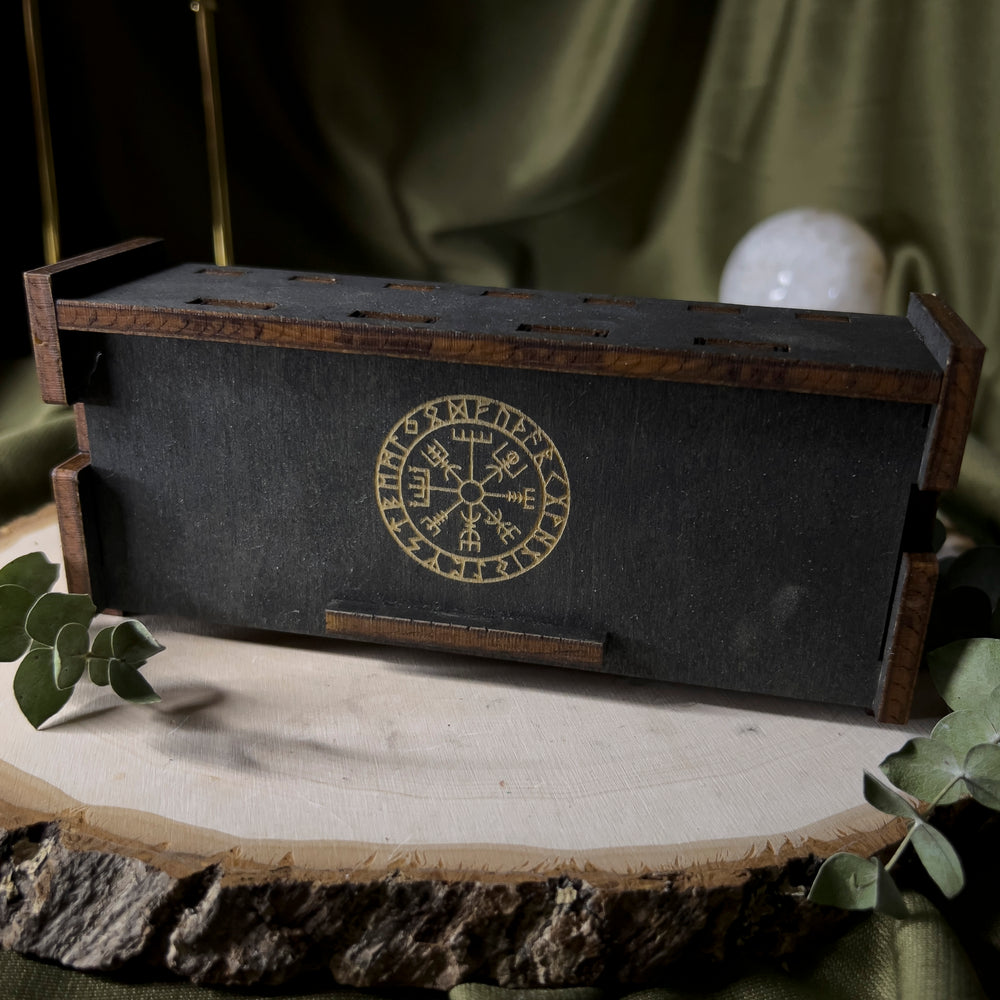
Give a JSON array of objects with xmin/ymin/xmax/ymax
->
[
  {"xmin": 2, "ymin": 1, "xmax": 997, "ymax": 996},
  {"xmin": 5, "ymin": 0, "xmax": 998, "ymax": 530}
]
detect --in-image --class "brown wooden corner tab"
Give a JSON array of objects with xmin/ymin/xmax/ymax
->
[
  {"xmin": 25, "ymin": 278, "xmax": 66, "ymax": 404},
  {"xmin": 325, "ymin": 607, "xmax": 606, "ymax": 670},
  {"xmin": 28, "ymin": 237, "xmax": 167, "ymax": 296},
  {"xmin": 73, "ymin": 403, "xmax": 90, "ymax": 453},
  {"xmin": 907, "ymin": 294, "xmax": 985, "ymax": 366},
  {"xmin": 907, "ymin": 294, "xmax": 986, "ymax": 493},
  {"xmin": 875, "ymin": 552, "xmax": 938, "ymax": 724},
  {"xmin": 25, "ymin": 239, "xmax": 167, "ymax": 405},
  {"xmin": 51, "ymin": 452, "xmax": 95, "ymax": 598}
]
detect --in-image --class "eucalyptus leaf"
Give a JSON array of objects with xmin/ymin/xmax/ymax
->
[
  {"xmin": 986, "ymin": 685, "xmax": 1000, "ymax": 732},
  {"xmin": 108, "ymin": 660, "xmax": 161, "ymax": 704},
  {"xmin": 807, "ymin": 853, "xmax": 907, "ymax": 918},
  {"xmin": 909, "ymin": 822, "xmax": 965, "ymax": 898},
  {"xmin": 931, "ymin": 709, "xmax": 999, "ymax": 759},
  {"xmin": 13, "ymin": 647, "xmax": 73, "ymax": 729},
  {"xmin": 0, "ymin": 552, "xmax": 59, "ymax": 598},
  {"xmin": 110, "ymin": 619, "xmax": 165, "ymax": 665},
  {"xmin": 880, "ymin": 738, "xmax": 965, "ymax": 805},
  {"xmin": 5, "ymin": 555, "xmax": 163, "ymax": 730},
  {"xmin": 863, "ymin": 770, "xmax": 921, "ymax": 818},
  {"xmin": 963, "ymin": 743, "xmax": 1000, "ymax": 810},
  {"xmin": 929, "ymin": 638, "xmax": 1000, "ymax": 712},
  {"xmin": 92, "ymin": 625, "xmax": 115, "ymax": 659},
  {"xmin": 808, "ymin": 853, "xmax": 879, "ymax": 909},
  {"xmin": 89, "ymin": 657, "xmax": 112, "ymax": 686},
  {"xmin": 53, "ymin": 621, "xmax": 90, "ymax": 690},
  {"xmin": 25, "ymin": 592, "xmax": 96, "ymax": 647},
  {"xmin": 0, "ymin": 584, "xmax": 35, "ymax": 661}
]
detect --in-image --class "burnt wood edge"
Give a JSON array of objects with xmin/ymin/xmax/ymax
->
[
  {"xmin": 874, "ymin": 552, "xmax": 938, "ymax": 724},
  {"xmin": 325, "ymin": 608, "xmax": 606, "ymax": 669},
  {"xmin": 908, "ymin": 293, "xmax": 986, "ymax": 492},
  {"xmin": 52, "ymin": 301, "xmax": 942, "ymax": 406},
  {"xmin": 51, "ymin": 452, "xmax": 95, "ymax": 598},
  {"xmin": 0, "ymin": 793, "xmax": 878, "ymax": 991},
  {"xmin": 24, "ymin": 239, "xmax": 167, "ymax": 404}
]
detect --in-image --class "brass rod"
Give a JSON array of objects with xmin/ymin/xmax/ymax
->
[
  {"xmin": 191, "ymin": 0, "xmax": 234, "ymax": 265},
  {"xmin": 23, "ymin": 0, "xmax": 60, "ymax": 264}
]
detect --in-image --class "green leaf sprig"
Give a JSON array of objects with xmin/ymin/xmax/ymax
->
[
  {"xmin": 808, "ymin": 637, "xmax": 1000, "ymax": 916},
  {"xmin": 0, "ymin": 552, "xmax": 163, "ymax": 728}
]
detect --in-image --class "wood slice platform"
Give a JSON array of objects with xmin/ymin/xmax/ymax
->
[{"xmin": 0, "ymin": 507, "xmax": 937, "ymax": 989}]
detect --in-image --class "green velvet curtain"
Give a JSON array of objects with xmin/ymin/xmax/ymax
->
[{"xmin": 3, "ymin": 0, "xmax": 998, "ymax": 995}]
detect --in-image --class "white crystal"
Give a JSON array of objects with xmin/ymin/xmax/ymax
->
[{"xmin": 719, "ymin": 208, "xmax": 886, "ymax": 313}]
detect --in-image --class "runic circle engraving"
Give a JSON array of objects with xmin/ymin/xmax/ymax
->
[{"xmin": 375, "ymin": 396, "xmax": 570, "ymax": 583}]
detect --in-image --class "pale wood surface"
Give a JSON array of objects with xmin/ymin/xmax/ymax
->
[{"xmin": 0, "ymin": 506, "xmax": 934, "ymax": 878}]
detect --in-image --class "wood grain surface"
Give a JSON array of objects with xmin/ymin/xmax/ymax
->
[
  {"xmin": 1, "ymin": 511, "xmax": 932, "ymax": 861},
  {"xmin": 875, "ymin": 552, "xmax": 939, "ymax": 723},
  {"xmin": 0, "ymin": 508, "xmax": 942, "ymax": 988},
  {"xmin": 49, "ymin": 452, "xmax": 92, "ymax": 596},
  {"xmin": 325, "ymin": 605, "xmax": 606, "ymax": 668}
]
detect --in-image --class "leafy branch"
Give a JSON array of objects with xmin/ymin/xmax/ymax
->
[
  {"xmin": 808, "ymin": 636, "xmax": 1000, "ymax": 916},
  {"xmin": 807, "ymin": 528, "xmax": 999, "ymax": 918},
  {"xmin": 1, "ymin": 552, "xmax": 163, "ymax": 728}
]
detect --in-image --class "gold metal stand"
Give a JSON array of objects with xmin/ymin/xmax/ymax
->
[
  {"xmin": 191, "ymin": 0, "xmax": 234, "ymax": 266},
  {"xmin": 23, "ymin": 0, "xmax": 60, "ymax": 264}
]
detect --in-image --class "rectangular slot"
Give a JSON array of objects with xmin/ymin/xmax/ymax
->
[
  {"xmin": 187, "ymin": 297, "xmax": 275, "ymax": 310},
  {"xmin": 517, "ymin": 323, "xmax": 609, "ymax": 338},
  {"xmin": 289, "ymin": 274, "xmax": 338, "ymax": 284},
  {"xmin": 796, "ymin": 311, "xmax": 850, "ymax": 323},
  {"xmin": 481, "ymin": 289, "xmax": 536, "ymax": 300},
  {"xmin": 385, "ymin": 281, "xmax": 437, "ymax": 292},
  {"xmin": 693, "ymin": 336, "xmax": 790, "ymax": 353},
  {"xmin": 688, "ymin": 303, "xmax": 742, "ymax": 315},
  {"xmin": 583, "ymin": 296, "xmax": 635, "ymax": 307},
  {"xmin": 349, "ymin": 310, "xmax": 437, "ymax": 324},
  {"xmin": 195, "ymin": 268, "xmax": 246, "ymax": 277}
]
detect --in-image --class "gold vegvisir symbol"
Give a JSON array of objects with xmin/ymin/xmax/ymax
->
[{"xmin": 375, "ymin": 396, "xmax": 570, "ymax": 583}]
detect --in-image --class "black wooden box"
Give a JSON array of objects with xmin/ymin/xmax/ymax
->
[{"xmin": 26, "ymin": 239, "xmax": 983, "ymax": 722}]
